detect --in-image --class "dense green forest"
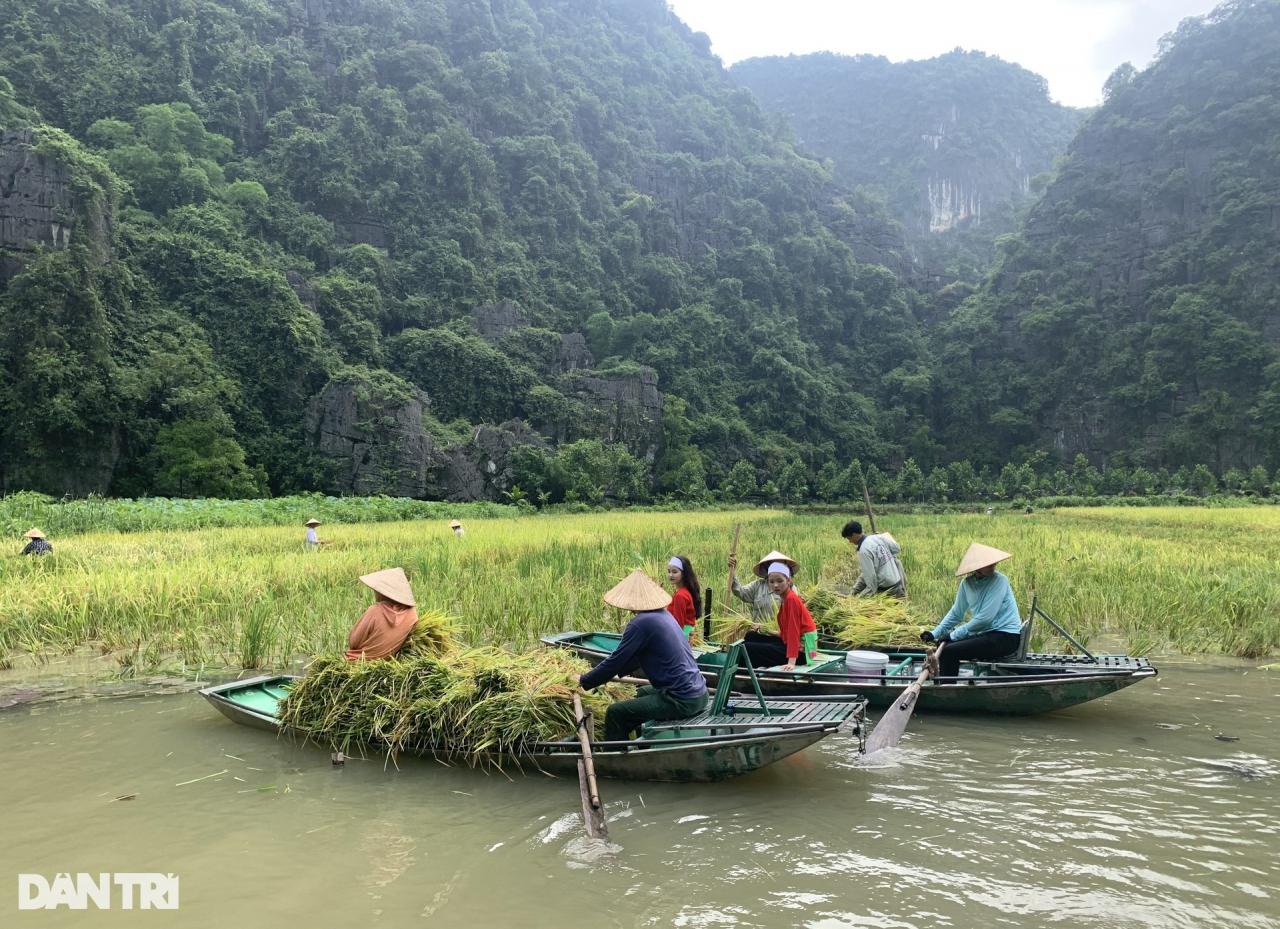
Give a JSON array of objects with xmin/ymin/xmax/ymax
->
[
  {"xmin": 929, "ymin": 0, "xmax": 1280, "ymax": 474},
  {"xmin": 0, "ymin": 0, "xmax": 930, "ymax": 503},
  {"xmin": 730, "ymin": 50, "xmax": 1084, "ymax": 284},
  {"xmin": 0, "ymin": 0, "xmax": 1277, "ymax": 504}
]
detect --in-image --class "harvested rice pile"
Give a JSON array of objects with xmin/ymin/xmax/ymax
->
[
  {"xmin": 709, "ymin": 611, "xmax": 757, "ymax": 646},
  {"xmin": 804, "ymin": 586, "xmax": 924, "ymax": 649},
  {"xmin": 280, "ymin": 622, "xmax": 631, "ymax": 761}
]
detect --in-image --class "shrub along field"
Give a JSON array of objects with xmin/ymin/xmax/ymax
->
[{"xmin": 1, "ymin": 507, "xmax": 1276, "ymax": 673}]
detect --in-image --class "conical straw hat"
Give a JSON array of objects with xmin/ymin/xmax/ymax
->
[
  {"xmin": 603, "ymin": 569, "xmax": 672, "ymax": 611},
  {"xmin": 24, "ymin": 528, "xmax": 45, "ymax": 539},
  {"xmin": 304, "ymin": 518, "xmax": 321, "ymax": 527},
  {"xmin": 359, "ymin": 567, "xmax": 416, "ymax": 606},
  {"xmin": 753, "ymin": 550, "xmax": 798, "ymax": 578},
  {"xmin": 449, "ymin": 520, "xmax": 462, "ymax": 529},
  {"xmin": 955, "ymin": 542, "xmax": 1011, "ymax": 577}
]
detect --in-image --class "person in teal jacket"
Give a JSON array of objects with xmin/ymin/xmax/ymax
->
[{"xmin": 921, "ymin": 542, "xmax": 1023, "ymax": 678}]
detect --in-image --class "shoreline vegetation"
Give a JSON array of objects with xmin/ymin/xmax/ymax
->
[
  {"xmin": 2, "ymin": 490, "xmax": 1278, "ymax": 539},
  {"xmin": 2, "ymin": 506, "xmax": 1277, "ymax": 675}
]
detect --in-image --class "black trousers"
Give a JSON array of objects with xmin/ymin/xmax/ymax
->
[
  {"xmin": 939, "ymin": 631, "xmax": 1021, "ymax": 678},
  {"xmin": 744, "ymin": 630, "xmax": 812, "ymax": 668}
]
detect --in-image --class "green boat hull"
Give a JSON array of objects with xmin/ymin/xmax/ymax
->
[
  {"xmin": 199, "ymin": 675, "xmax": 860, "ymax": 783},
  {"xmin": 542, "ymin": 632, "xmax": 1157, "ymax": 716}
]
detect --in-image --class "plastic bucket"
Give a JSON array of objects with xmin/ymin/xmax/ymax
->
[{"xmin": 845, "ymin": 649, "xmax": 890, "ymax": 680}]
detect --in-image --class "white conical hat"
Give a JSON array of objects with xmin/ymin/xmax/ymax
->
[
  {"xmin": 955, "ymin": 542, "xmax": 1011, "ymax": 577},
  {"xmin": 24, "ymin": 528, "xmax": 45, "ymax": 539},
  {"xmin": 753, "ymin": 550, "xmax": 798, "ymax": 578},
  {"xmin": 603, "ymin": 569, "xmax": 672, "ymax": 612},
  {"xmin": 304, "ymin": 518, "xmax": 321, "ymax": 527},
  {"xmin": 359, "ymin": 567, "xmax": 416, "ymax": 606}
]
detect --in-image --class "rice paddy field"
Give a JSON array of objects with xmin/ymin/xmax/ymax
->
[{"xmin": 1, "ymin": 506, "xmax": 1277, "ymax": 674}]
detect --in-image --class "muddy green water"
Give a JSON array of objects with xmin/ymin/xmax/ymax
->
[{"xmin": 2, "ymin": 660, "xmax": 1277, "ymax": 929}]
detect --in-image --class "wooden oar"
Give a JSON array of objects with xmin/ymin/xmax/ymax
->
[
  {"xmin": 572, "ymin": 691, "xmax": 609, "ymax": 841},
  {"xmin": 858, "ymin": 463, "xmax": 878, "ymax": 534},
  {"xmin": 725, "ymin": 523, "xmax": 741, "ymax": 614},
  {"xmin": 864, "ymin": 643, "xmax": 943, "ymax": 755}
]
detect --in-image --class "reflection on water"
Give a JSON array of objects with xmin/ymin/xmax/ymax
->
[{"xmin": 1, "ymin": 659, "xmax": 1277, "ymax": 928}]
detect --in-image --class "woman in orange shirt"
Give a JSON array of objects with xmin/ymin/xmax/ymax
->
[
  {"xmin": 345, "ymin": 567, "xmax": 419, "ymax": 660},
  {"xmin": 665, "ymin": 555, "xmax": 702, "ymax": 641}
]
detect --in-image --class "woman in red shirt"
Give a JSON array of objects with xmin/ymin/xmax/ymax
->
[
  {"xmin": 744, "ymin": 561, "xmax": 818, "ymax": 670},
  {"xmin": 665, "ymin": 555, "xmax": 702, "ymax": 641}
]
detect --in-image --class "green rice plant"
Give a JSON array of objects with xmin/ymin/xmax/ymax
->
[{"xmin": 2, "ymin": 507, "xmax": 1278, "ymax": 670}]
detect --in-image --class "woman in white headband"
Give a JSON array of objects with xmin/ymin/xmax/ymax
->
[
  {"xmin": 743, "ymin": 561, "xmax": 819, "ymax": 671},
  {"xmin": 665, "ymin": 555, "xmax": 702, "ymax": 641}
]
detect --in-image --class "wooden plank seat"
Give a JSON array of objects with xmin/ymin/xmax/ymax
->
[{"xmin": 643, "ymin": 699, "xmax": 859, "ymax": 734}]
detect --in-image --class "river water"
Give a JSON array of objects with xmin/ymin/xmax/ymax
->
[{"xmin": 2, "ymin": 659, "xmax": 1277, "ymax": 929}]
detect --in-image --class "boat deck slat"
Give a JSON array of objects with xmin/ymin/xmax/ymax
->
[{"xmin": 644, "ymin": 698, "xmax": 859, "ymax": 732}]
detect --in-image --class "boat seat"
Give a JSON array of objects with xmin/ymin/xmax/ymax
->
[
  {"xmin": 642, "ymin": 699, "xmax": 859, "ymax": 734},
  {"xmin": 760, "ymin": 655, "xmax": 845, "ymax": 674}
]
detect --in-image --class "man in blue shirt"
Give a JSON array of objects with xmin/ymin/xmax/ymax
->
[
  {"xmin": 922, "ymin": 542, "xmax": 1023, "ymax": 678},
  {"xmin": 580, "ymin": 569, "xmax": 709, "ymax": 740}
]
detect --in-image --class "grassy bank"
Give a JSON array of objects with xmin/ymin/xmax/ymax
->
[
  {"xmin": 0, "ymin": 491, "xmax": 518, "ymax": 537},
  {"xmin": 1, "ymin": 507, "xmax": 1276, "ymax": 672}
]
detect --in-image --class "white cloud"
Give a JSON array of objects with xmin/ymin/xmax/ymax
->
[{"xmin": 666, "ymin": 0, "xmax": 1221, "ymax": 107}]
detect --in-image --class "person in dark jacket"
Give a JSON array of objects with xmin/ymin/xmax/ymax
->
[
  {"xmin": 21, "ymin": 528, "xmax": 52, "ymax": 556},
  {"xmin": 579, "ymin": 569, "xmax": 709, "ymax": 740}
]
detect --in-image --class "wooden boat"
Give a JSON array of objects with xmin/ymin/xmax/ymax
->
[
  {"xmin": 541, "ymin": 632, "xmax": 1158, "ymax": 716},
  {"xmin": 199, "ymin": 674, "xmax": 867, "ymax": 783},
  {"xmin": 816, "ymin": 596, "xmax": 1156, "ymax": 675}
]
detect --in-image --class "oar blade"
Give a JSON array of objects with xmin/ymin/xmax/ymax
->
[
  {"xmin": 864, "ymin": 644, "xmax": 941, "ymax": 755},
  {"xmin": 577, "ymin": 759, "xmax": 610, "ymax": 840},
  {"xmin": 864, "ymin": 685, "xmax": 921, "ymax": 754}
]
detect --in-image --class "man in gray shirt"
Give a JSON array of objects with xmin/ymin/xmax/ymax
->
[{"xmin": 841, "ymin": 521, "xmax": 906, "ymax": 598}]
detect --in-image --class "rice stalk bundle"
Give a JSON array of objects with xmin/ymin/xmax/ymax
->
[
  {"xmin": 710, "ymin": 610, "xmax": 757, "ymax": 646},
  {"xmin": 399, "ymin": 609, "xmax": 457, "ymax": 657},
  {"xmin": 279, "ymin": 646, "xmax": 631, "ymax": 763},
  {"xmin": 804, "ymin": 585, "xmax": 922, "ymax": 649}
]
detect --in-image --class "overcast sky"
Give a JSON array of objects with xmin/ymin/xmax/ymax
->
[{"xmin": 665, "ymin": 0, "xmax": 1221, "ymax": 107}]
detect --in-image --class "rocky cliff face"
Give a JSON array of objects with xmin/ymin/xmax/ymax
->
[
  {"xmin": 305, "ymin": 375, "xmax": 435, "ymax": 498},
  {"xmin": 0, "ymin": 129, "xmax": 77, "ymax": 281},
  {"xmin": 730, "ymin": 51, "xmax": 1082, "ymax": 280},
  {"xmin": 434, "ymin": 420, "xmax": 547, "ymax": 502},
  {"xmin": 567, "ymin": 368, "xmax": 664, "ymax": 462}
]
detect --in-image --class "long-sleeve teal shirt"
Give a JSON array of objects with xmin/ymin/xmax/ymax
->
[{"xmin": 931, "ymin": 572, "xmax": 1022, "ymax": 641}]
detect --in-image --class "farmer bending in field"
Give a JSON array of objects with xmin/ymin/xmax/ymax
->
[
  {"xmin": 841, "ymin": 521, "xmax": 906, "ymax": 598},
  {"xmin": 578, "ymin": 570, "xmax": 709, "ymax": 740},
  {"xmin": 21, "ymin": 528, "xmax": 52, "ymax": 556},
  {"xmin": 345, "ymin": 568, "xmax": 419, "ymax": 660},
  {"xmin": 921, "ymin": 543, "xmax": 1023, "ymax": 678}
]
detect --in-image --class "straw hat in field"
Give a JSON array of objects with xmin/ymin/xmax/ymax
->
[
  {"xmin": 752, "ymin": 550, "xmax": 798, "ymax": 578},
  {"xmin": 24, "ymin": 528, "xmax": 45, "ymax": 539},
  {"xmin": 304, "ymin": 518, "xmax": 321, "ymax": 527},
  {"xmin": 603, "ymin": 569, "xmax": 672, "ymax": 612},
  {"xmin": 359, "ymin": 567, "xmax": 416, "ymax": 607},
  {"xmin": 449, "ymin": 520, "xmax": 462, "ymax": 529},
  {"xmin": 955, "ymin": 542, "xmax": 1011, "ymax": 577}
]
